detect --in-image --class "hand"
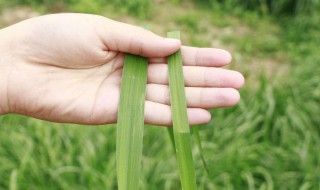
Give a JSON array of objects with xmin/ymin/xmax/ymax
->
[{"xmin": 0, "ymin": 13, "xmax": 244, "ymax": 126}]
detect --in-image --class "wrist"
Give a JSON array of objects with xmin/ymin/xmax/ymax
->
[{"xmin": 0, "ymin": 28, "xmax": 12, "ymax": 115}]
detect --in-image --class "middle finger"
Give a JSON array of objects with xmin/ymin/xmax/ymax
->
[{"xmin": 147, "ymin": 64, "xmax": 244, "ymax": 88}]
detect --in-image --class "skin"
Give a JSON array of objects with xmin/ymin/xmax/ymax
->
[{"xmin": 0, "ymin": 13, "xmax": 244, "ymax": 126}]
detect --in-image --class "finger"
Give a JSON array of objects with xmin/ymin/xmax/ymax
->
[
  {"xmin": 95, "ymin": 16, "xmax": 181, "ymax": 57},
  {"xmin": 149, "ymin": 46, "xmax": 232, "ymax": 67},
  {"xmin": 182, "ymin": 46, "xmax": 232, "ymax": 66},
  {"xmin": 146, "ymin": 84, "xmax": 240, "ymax": 108},
  {"xmin": 148, "ymin": 64, "xmax": 245, "ymax": 89},
  {"xmin": 144, "ymin": 101, "xmax": 211, "ymax": 126}
]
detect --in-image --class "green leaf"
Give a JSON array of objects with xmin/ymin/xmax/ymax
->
[
  {"xmin": 193, "ymin": 126, "xmax": 209, "ymax": 175},
  {"xmin": 167, "ymin": 127, "xmax": 176, "ymax": 152},
  {"xmin": 116, "ymin": 54, "xmax": 148, "ymax": 190},
  {"xmin": 167, "ymin": 31, "xmax": 197, "ymax": 190}
]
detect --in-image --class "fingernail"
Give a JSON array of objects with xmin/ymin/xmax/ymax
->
[{"xmin": 164, "ymin": 38, "xmax": 181, "ymax": 45}]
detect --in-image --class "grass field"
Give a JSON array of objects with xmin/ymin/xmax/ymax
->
[{"xmin": 0, "ymin": 0, "xmax": 319, "ymax": 189}]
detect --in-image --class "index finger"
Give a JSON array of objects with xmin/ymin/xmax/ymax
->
[{"xmin": 149, "ymin": 46, "xmax": 232, "ymax": 67}]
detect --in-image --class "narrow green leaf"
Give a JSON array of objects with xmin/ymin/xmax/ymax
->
[
  {"xmin": 193, "ymin": 126, "xmax": 209, "ymax": 175},
  {"xmin": 167, "ymin": 31, "xmax": 197, "ymax": 190},
  {"xmin": 116, "ymin": 54, "xmax": 148, "ymax": 190},
  {"xmin": 167, "ymin": 127, "xmax": 176, "ymax": 152}
]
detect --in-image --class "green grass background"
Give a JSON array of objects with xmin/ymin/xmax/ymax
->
[{"xmin": 0, "ymin": 0, "xmax": 319, "ymax": 189}]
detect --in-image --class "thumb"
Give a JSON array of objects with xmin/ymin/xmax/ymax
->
[{"xmin": 97, "ymin": 17, "xmax": 181, "ymax": 57}]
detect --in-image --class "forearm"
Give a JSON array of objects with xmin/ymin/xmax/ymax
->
[{"xmin": 0, "ymin": 28, "xmax": 11, "ymax": 115}]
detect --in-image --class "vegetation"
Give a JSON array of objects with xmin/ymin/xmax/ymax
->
[
  {"xmin": 167, "ymin": 31, "xmax": 197, "ymax": 190},
  {"xmin": 0, "ymin": 0, "xmax": 319, "ymax": 189},
  {"xmin": 116, "ymin": 54, "xmax": 148, "ymax": 190}
]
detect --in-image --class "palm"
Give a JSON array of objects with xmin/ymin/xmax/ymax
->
[
  {"xmin": 4, "ymin": 13, "xmax": 244, "ymax": 126},
  {"xmin": 21, "ymin": 56, "xmax": 126, "ymax": 124}
]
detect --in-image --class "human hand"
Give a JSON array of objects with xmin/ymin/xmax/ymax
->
[{"xmin": 0, "ymin": 13, "xmax": 244, "ymax": 126}]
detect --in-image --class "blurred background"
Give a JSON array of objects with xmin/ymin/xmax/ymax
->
[{"xmin": 0, "ymin": 0, "xmax": 319, "ymax": 189}]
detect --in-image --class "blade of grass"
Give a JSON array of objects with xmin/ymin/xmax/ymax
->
[
  {"xmin": 167, "ymin": 127, "xmax": 176, "ymax": 152},
  {"xmin": 116, "ymin": 53, "xmax": 148, "ymax": 190},
  {"xmin": 167, "ymin": 31, "xmax": 197, "ymax": 190},
  {"xmin": 193, "ymin": 126, "xmax": 209, "ymax": 175}
]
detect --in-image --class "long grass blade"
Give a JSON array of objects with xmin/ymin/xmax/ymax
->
[
  {"xmin": 167, "ymin": 127, "xmax": 176, "ymax": 152},
  {"xmin": 167, "ymin": 31, "xmax": 197, "ymax": 190},
  {"xmin": 193, "ymin": 126, "xmax": 209, "ymax": 175},
  {"xmin": 116, "ymin": 54, "xmax": 148, "ymax": 190}
]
